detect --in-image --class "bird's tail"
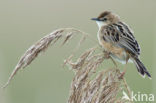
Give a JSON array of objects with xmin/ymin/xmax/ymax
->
[{"xmin": 133, "ymin": 57, "xmax": 151, "ymax": 78}]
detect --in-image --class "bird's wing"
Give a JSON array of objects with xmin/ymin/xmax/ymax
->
[{"xmin": 102, "ymin": 22, "xmax": 140, "ymax": 56}]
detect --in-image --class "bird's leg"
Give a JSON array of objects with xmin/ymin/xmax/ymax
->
[
  {"xmin": 118, "ymin": 63, "xmax": 127, "ymax": 79},
  {"xmin": 110, "ymin": 57, "xmax": 118, "ymax": 68},
  {"xmin": 118, "ymin": 56, "xmax": 129, "ymax": 79}
]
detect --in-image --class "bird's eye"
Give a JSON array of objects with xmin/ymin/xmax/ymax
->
[{"xmin": 103, "ymin": 18, "xmax": 107, "ymax": 21}]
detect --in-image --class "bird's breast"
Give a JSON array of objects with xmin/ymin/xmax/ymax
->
[{"xmin": 97, "ymin": 31, "xmax": 129, "ymax": 64}]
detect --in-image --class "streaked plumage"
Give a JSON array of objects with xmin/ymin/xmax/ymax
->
[{"xmin": 92, "ymin": 11, "xmax": 151, "ymax": 78}]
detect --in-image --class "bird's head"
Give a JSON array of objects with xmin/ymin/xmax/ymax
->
[{"xmin": 91, "ymin": 11, "xmax": 120, "ymax": 28}]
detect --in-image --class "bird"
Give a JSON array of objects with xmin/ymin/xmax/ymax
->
[{"xmin": 91, "ymin": 11, "xmax": 151, "ymax": 78}]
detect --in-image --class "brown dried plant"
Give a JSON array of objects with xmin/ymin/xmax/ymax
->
[
  {"xmin": 2, "ymin": 28, "xmax": 133, "ymax": 103},
  {"xmin": 65, "ymin": 48, "xmax": 132, "ymax": 103}
]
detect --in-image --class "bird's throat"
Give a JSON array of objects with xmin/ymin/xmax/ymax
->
[{"xmin": 96, "ymin": 21, "xmax": 107, "ymax": 28}]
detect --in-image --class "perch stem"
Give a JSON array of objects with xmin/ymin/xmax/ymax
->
[{"xmin": 123, "ymin": 78, "xmax": 132, "ymax": 102}]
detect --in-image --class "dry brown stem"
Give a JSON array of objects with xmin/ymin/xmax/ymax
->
[
  {"xmin": 65, "ymin": 48, "xmax": 132, "ymax": 103},
  {"xmin": 2, "ymin": 28, "xmax": 92, "ymax": 88},
  {"xmin": 2, "ymin": 28, "xmax": 132, "ymax": 103}
]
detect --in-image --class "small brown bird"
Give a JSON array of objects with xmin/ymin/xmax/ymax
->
[{"xmin": 91, "ymin": 11, "xmax": 151, "ymax": 78}]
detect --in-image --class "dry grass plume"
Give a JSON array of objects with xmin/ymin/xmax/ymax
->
[{"xmin": 2, "ymin": 28, "xmax": 133, "ymax": 103}]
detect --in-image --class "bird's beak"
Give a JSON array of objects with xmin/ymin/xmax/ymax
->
[{"xmin": 91, "ymin": 18, "xmax": 100, "ymax": 21}]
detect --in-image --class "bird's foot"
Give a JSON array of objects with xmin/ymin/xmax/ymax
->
[
  {"xmin": 118, "ymin": 71, "xmax": 125, "ymax": 79},
  {"xmin": 104, "ymin": 51, "xmax": 110, "ymax": 59}
]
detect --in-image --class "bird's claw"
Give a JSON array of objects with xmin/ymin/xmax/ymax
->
[
  {"xmin": 104, "ymin": 51, "xmax": 110, "ymax": 59},
  {"xmin": 118, "ymin": 71, "xmax": 125, "ymax": 79}
]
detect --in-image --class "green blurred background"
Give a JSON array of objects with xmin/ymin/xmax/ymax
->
[{"xmin": 0, "ymin": 0, "xmax": 156, "ymax": 103}]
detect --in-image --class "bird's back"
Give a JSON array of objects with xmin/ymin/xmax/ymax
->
[{"xmin": 99, "ymin": 22, "xmax": 141, "ymax": 58}]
